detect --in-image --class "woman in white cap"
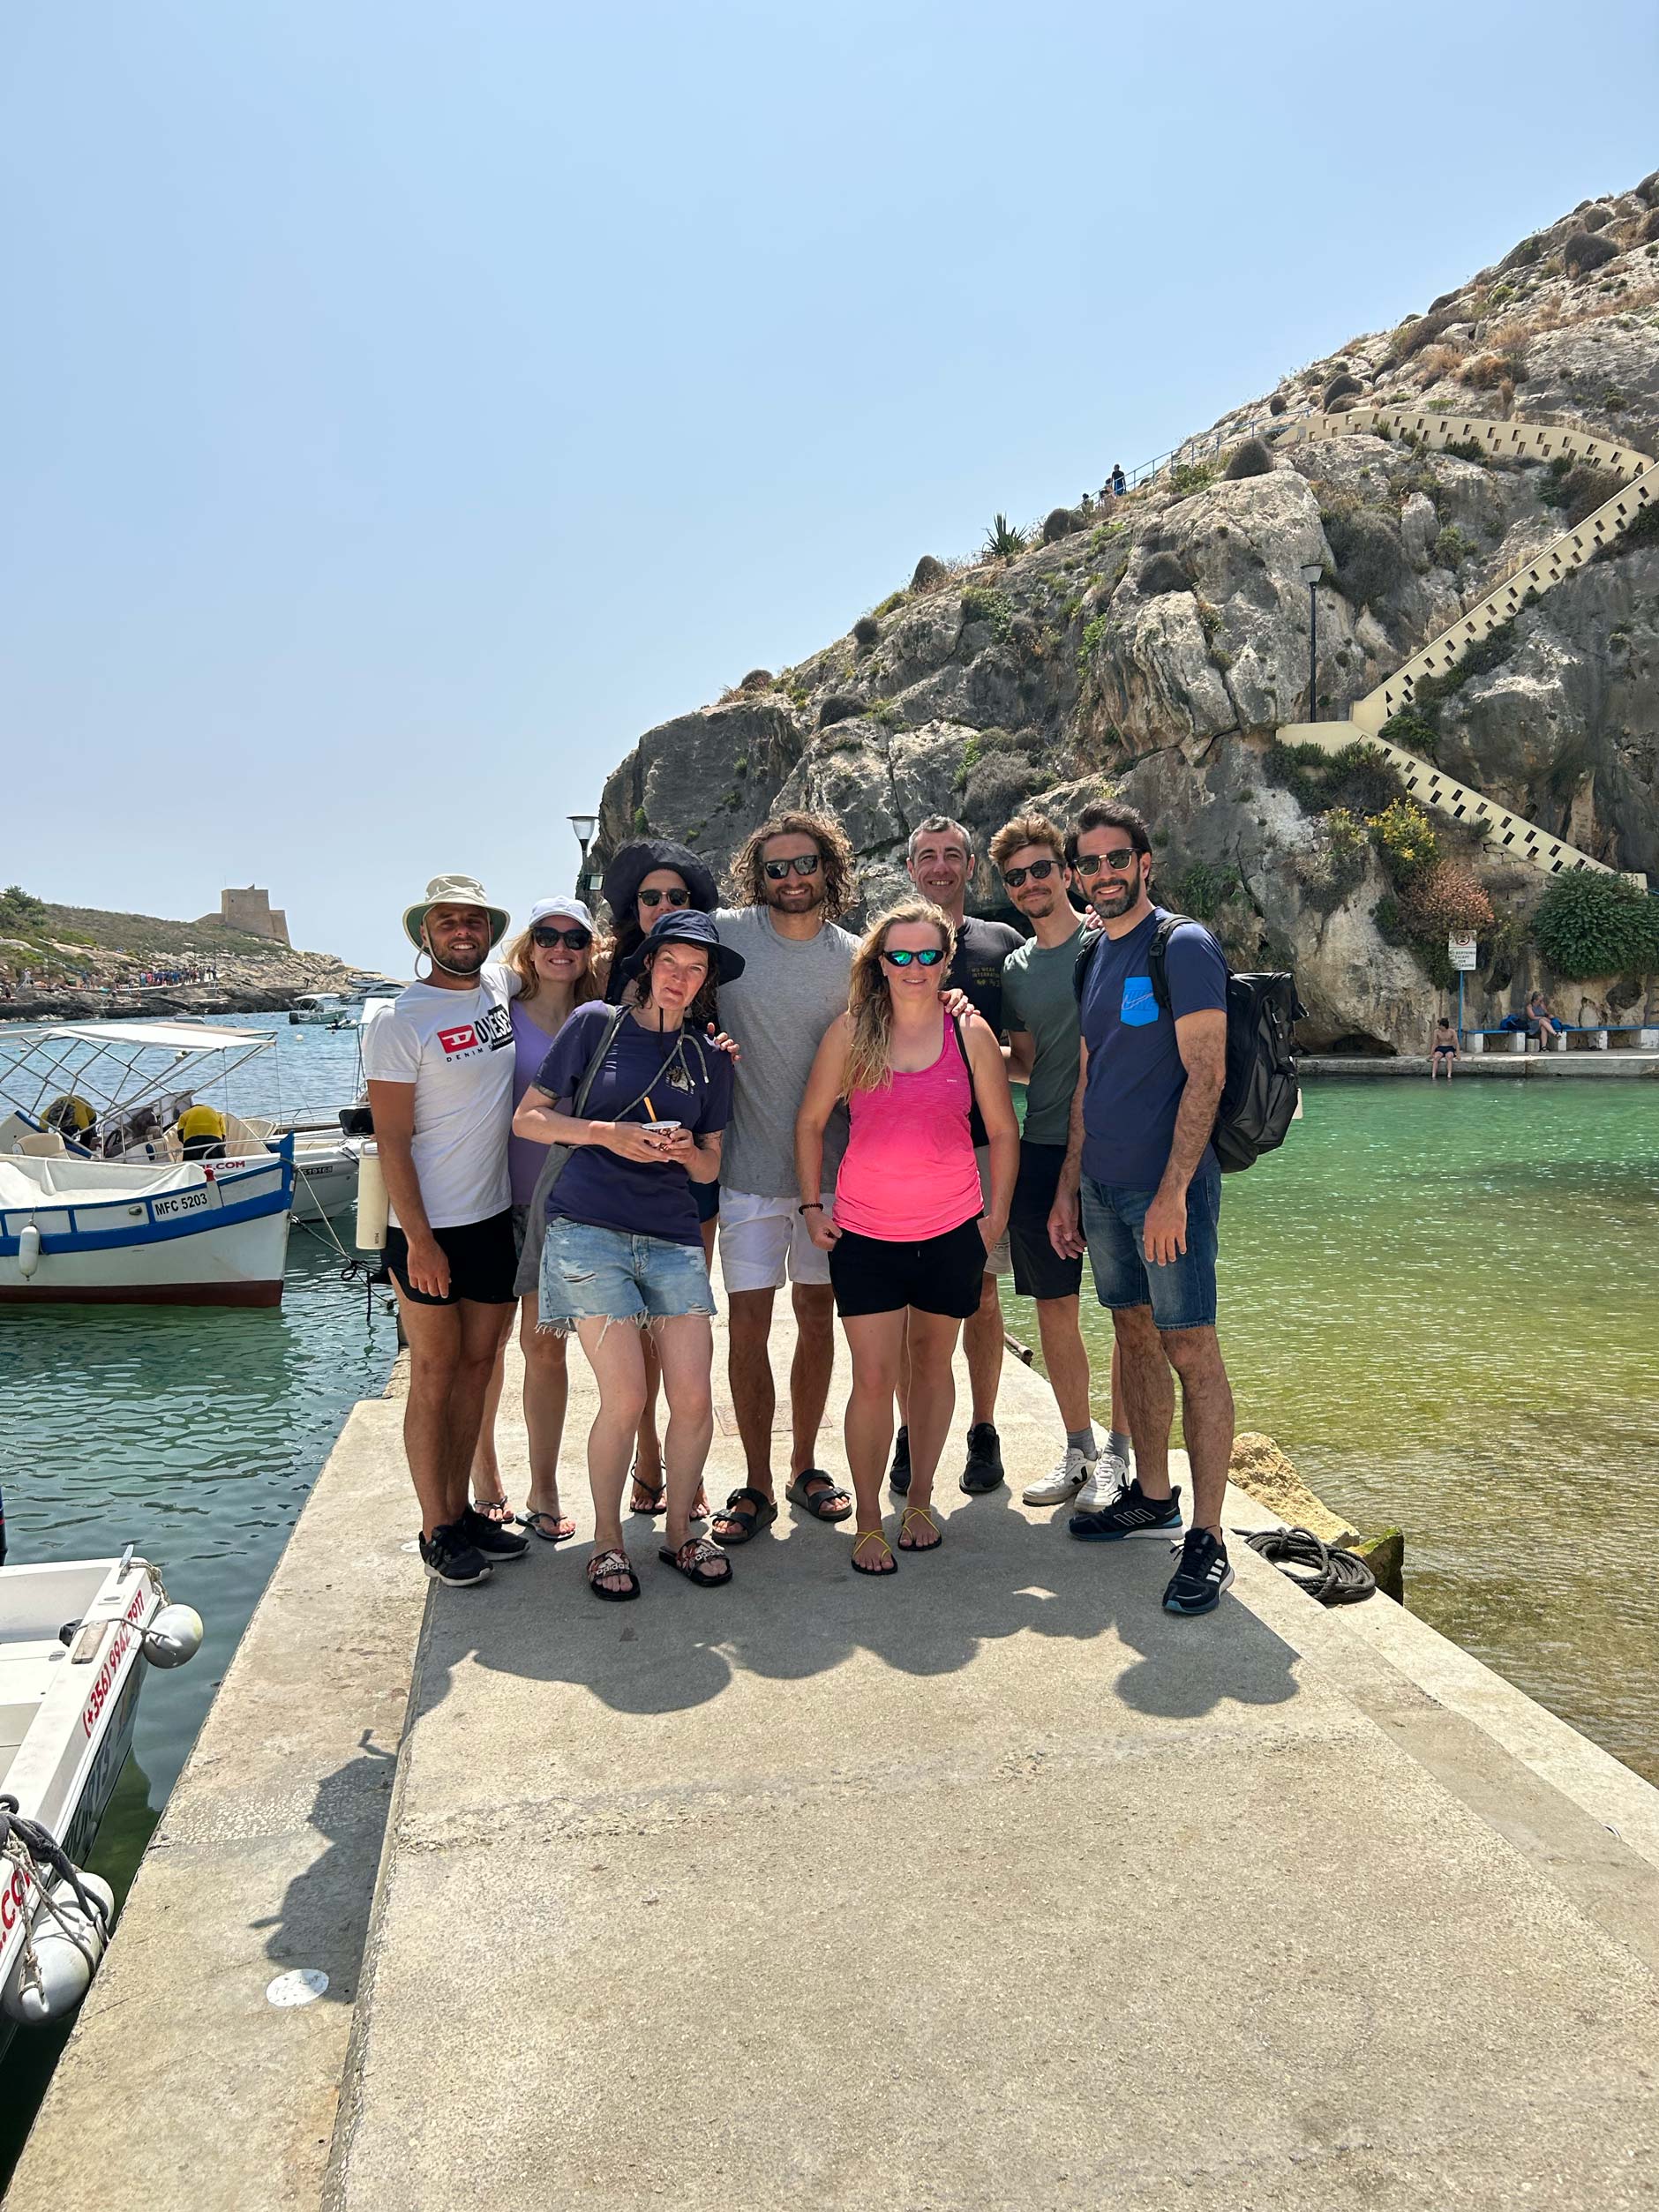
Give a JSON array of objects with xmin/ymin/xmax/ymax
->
[{"xmin": 469, "ymin": 896, "xmax": 604, "ymax": 1541}]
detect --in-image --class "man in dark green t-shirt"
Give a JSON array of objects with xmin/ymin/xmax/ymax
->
[{"xmin": 991, "ymin": 814, "xmax": 1130, "ymax": 1513}]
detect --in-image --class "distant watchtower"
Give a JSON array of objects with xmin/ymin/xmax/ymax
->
[{"xmin": 198, "ymin": 886, "xmax": 290, "ymax": 944}]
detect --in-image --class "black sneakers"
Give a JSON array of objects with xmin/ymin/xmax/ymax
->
[
  {"xmin": 959, "ymin": 1422, "xmax": 1004, "ymax": 1495},
  {"xmin": 1163, "ymin": 1529, "xmax": 1235, "ymax": 1616},
  {"xmin": 460, "ymin": 1506, "xmax": 529, "ymax": 1562},
  {"xmin": 889, "ymin": 1424, "xmax": 912, "ymax": 1496},
  {"xmin": 419, "ymin": 1524, "xmax": 493, "ymax": 1586},
  {"xmin": 1068, "ymin": 1479, "xmax": 1182, "ymax": 1541}
]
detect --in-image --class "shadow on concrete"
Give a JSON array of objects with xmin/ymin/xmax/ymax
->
[
  {"xmin": 251, "ymin": 1730, "xmax": 398, "ymax": 2006},
  {"xmin": 411, "ymin": 1483, "xmax": 1302, "ymax": 1729}
]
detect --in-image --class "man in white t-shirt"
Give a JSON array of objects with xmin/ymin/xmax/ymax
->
[{"xmin": 364, "ymin": 874, "xmax": 529, "ymax": 1588}]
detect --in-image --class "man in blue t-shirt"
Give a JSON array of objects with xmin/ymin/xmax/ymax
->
[{"xmin": 1047, "ymin": 800, "xmax": 1238, "ymax": 1617}]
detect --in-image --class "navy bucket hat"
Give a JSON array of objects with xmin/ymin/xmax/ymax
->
[
  {"xmin": 621, "ymin": 908, "xmax": 746, "ymax": 985},
  {"xmin": 600, "ymin": 838, "xmax": 719, "ymax": 921}
]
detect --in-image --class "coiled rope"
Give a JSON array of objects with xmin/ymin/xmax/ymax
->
[{"xmin": 1243, "ymin": 1526, "xmax": 1376, "ymax": 1606}]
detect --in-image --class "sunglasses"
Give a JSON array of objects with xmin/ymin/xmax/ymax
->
[
  {"xmin": 531, "ymin": 926, "xmax": 593, "ymax": 951},
  {"xmin": 881, "ymin": 946, "xmax": 946, "ymax": 968},
  {"xmin": 638, "ymin": 886, "xmax": 690, "ymax": 909},
  {"xmin": 1002, "ymin": 857, "xmax": 1061, "ymax": 888},
  {"xmin": 763, "ymin": 854, "xmax": 822, "ymax": 880},
  {"xmin": 1074, "ymin": 847, "xmax": 1139, "ymax": 876}
]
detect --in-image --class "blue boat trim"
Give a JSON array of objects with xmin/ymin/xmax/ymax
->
[{"xmin": 0, "ymin": 1164, "xmax": 294, "ymax": 1258}]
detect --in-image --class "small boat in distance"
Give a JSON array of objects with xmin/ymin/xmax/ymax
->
[{"xmin": 289, "ymin": 992, "xmax": 352, "ymax": 1027}]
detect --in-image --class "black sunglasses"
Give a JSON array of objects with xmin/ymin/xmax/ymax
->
[
  {"xmin": 763, "ymin": 854, "xmax": 822, "ymax": 880},
  {"xmin": 1002, "ymin": 857, "xmax": 1061, "ymax": 888},
  {"xmin": 882, "ymin": 946, "xmax": 946, "ymax": 968},
  {"xmin": 1074, "ymin": 846, "xmax": 1138, "ymax": 875},
  {"xmin": 531, "ymin": 926, "xmax": 593, "ymax": 951},
  {"xmin": 638, "ymin": 886, "xmax": 690, "ymax": 909}
]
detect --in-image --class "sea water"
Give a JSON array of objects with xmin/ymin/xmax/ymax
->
[
  {"xmin": 1, "ymin": 1016, "xmax": 397, "ymax": 2178},
  {"xmin": 1008, "ymin": 1076, "xmax": 1659, "ymax": 1788}
]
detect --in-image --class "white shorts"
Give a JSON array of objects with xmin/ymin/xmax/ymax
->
[
  {"xmin": 719, "ymin": 1187, "xmax": 836, "ymax": 1293},
  {"xmin": 976, "ymin": 1148, "xmax": 1012, "ymax": 1278}
]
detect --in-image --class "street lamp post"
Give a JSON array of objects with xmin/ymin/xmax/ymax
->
[
  {"xmin": 1298, "ymin": 561, "xmax": 1323, "ymax": 723},
  {"xmin": 568, "ymin": 813, "xmax": 597, "ymax": 898}
]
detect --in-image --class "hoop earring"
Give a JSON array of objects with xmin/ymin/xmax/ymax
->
[{"xmin": 413, "ymin": 948, "xmax": 432, "ymax": 980}]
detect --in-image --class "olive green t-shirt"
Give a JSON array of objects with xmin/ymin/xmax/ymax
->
[{"xmin": 1002, "ymin": 919, "xmax": 1086, "ymax": 1145}]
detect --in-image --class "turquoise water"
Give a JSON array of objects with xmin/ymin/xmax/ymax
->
[
  {"xmin": 1009, "ymin": 1078, "xmax": 1659, "ymax": 1788},
  {"xmin": 1, "ymin": 1018, "xmax": 396, "ymax": 2179}
]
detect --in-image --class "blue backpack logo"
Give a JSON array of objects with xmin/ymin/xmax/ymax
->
[{"xmin": 1120, "ymin": 975, "xmax": 1159, "ymax": 1027}]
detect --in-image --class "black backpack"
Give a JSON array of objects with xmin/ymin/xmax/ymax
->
[{"xmin": 1074, "ymin": 914, "xmax": 1304, "ymax": 1173}]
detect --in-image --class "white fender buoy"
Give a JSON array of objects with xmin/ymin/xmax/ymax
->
[
  {"xmin": 142, "ymin": 1602, "xmax": 204, "ymax": 1668},
  {"xmin": 17, "ymin": 1224, "xmax": 41, "ymax": 1278},
  {"xmin": 1, "ymin": 1871, "xmax": 115, "ymax": 2025},
  {"xmin": 355, "ymin": 1143, "xmax": 388, "ymax": 1250}
]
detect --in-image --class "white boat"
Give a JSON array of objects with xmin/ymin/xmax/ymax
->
[
  {"xmin": 289, "ymin": 992, "xmax": 353, "ymax": 1027},
  {"xmin": 1, "ymin": 1549, "xmax": 201, "ymax": 2047},
  {"xmin": 0, "ymin": 1145, "xmax": 294, "ymax": 1306}
]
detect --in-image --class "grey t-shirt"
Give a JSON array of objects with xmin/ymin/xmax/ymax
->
[
  {"xmin": 1003, "ymin": 919, "xmax": 1086, "ymax": 1146},
  {"xmin": 713, "ymin": 904, "xmax": 858, "ymax": 1196}
]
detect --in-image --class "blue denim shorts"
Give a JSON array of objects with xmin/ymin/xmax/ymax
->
[
  {"xmin": 1080, "ymin": 1172, "xmax": 1220, "ymax": 1331},
  {"xmin": 538, "ymin": 1217, "xmax": 717, "ymax": 1333}
]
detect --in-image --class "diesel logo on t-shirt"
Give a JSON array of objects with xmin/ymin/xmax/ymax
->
[{"xmin": 438, "ymin": 1005, "xmax": 513, "ymax": 1059}]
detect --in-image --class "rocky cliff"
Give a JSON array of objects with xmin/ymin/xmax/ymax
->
[{"xmin": 598, "ymin": 177, "xmax": 1659, "ymax": 1050}]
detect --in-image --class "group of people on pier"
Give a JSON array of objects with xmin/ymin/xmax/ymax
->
[{"xmin": 364, "ymin": 799, "xmax": 1238, "ymax": 1618}]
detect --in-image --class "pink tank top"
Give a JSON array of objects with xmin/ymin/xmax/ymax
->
[{"xmin": 834, "ymin": 1016, "xmax": 983, "ymax": 1241}]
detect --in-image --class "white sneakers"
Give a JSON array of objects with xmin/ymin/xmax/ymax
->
[
  {"xmin": 1076, "ymin": 1446, "xmax": 1131, "ymax": 1513},
  {"xmin": 1024, "ymin": 1445, "xmax": 1098, "ymax": 1505}
]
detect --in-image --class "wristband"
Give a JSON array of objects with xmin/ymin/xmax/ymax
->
[{"xmin": 798, "ymin": 1201, "xmax": 822, "ymax": 1214}]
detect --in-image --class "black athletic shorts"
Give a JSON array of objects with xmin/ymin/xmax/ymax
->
[
  {"xmin": 386, "ymin": 1209, "xmax": 518, "ymax": 1307},
  {"xmin": 829, "ymin": 1217, "xmax": 985, "ymax": 1320},
  {"xmin": 1008, "ymin": 1141, "xmax": 1084, "ymax": 1302}
]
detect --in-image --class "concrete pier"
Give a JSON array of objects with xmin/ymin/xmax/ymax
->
[{"xmin": 10, "ymin": 1296, "xmax": 1659, "ymax": 2208}]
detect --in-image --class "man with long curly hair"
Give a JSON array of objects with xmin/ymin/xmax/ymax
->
[{"xmin": 706, "ymin": 811, "xmax": 861, "ymax": 1548}]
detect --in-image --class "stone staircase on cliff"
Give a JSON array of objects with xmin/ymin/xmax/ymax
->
[{"xmin": 1272, "ymin": 406, "xmax": 1655, "ymax": 888}]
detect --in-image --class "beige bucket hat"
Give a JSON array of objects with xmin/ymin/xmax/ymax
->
[{"xmin": 402, "ymin": 874, "xmax": 511, "ymax": 953}]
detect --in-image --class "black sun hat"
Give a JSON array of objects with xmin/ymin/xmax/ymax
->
[
  {"xmin": 600, "ymin": 838, "xmax": 719, "ymax": 922},
  {"xmin": 621, "ymin": 908, "xmax": 746, "ymax": 985}
]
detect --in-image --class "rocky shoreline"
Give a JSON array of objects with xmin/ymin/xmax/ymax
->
[{"xmin": 0, "ymin": 980, "xmax": 343, "ymax": 1024}]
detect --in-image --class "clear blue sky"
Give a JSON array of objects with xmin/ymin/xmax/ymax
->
[{"xmin": 4, "ymin": 1, "xmax": 1655, "ymax": 975}]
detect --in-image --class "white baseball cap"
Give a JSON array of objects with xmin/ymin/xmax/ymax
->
[{"xmin": 526, "ymin": 896, "xmax": 597, "ymax": 933}]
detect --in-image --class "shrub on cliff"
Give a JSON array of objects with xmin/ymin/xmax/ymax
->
[
  {"xmin": 1533, "ymin": 872, "xmax": 1659, "ymax": 979},
  {"xmin": 1268, "ymin": 394, "xmax": 1287, "ymax": 416},
  {"xmin": 1369, "ymin": 799, "xmax": 1440, "ymax": 885},
  {"xmin": 1042, "ymin": 506, "xmax": 1080, "ymax": 544},
  {"xmin": 1325, "ymin": 509, "xmax": 1407, "ymax": 610},
  {"xmin": 1563, "ymin": 230, "xmax": 1618, "ymax": 277},
  {"xmin": 739, "ymin": 668, "xmax": 775, "ymax": 693},
  {"xmin": 1397, "ymin": 860, "xmax": 1494, "ymax": 938},
  {"xmin": 852, "ymin": 614, "xmax": 881, "ymax": 649},
  {"xmin": 1542, "ymin": 459, "xmax": 1624, "ymax": 528},
  {"xmin": 911, "ymin": 554, "xmax": 948, "ymax": 590},
  {"xmin": 1323, "ymin": 373, "xmax": 1362, "ymax": 409},
  {"xmin": 983, "ymin": 514, "xmax": 1026, "ymax": 560},
  {"xmin": 1501, "ymin": 235, "xmax": 1543, "ymax": 268},
  {"xmin": 960, "ymin": 585, "xmax": 1011, "ymax": 633},
  {"xmin": 1224, "ymin": 438, "xmax": 1273, "ymax": 480},
  {"xmin": 1391, "ymin": 309, "xmax": 1455, "ymax": 363},
  {"xmin": 817, "ymin": 694, "xmax": 865, "ymax": 730}
]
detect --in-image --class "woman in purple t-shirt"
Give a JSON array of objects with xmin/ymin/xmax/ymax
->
[{"xmin": 470, "ymin": 896, "xmax": 604, "ymax": 1543}]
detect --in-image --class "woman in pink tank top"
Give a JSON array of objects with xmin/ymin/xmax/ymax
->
[{"xmin": 796, "ymin": 900, "xmax": 1017, "ymax": 1576}]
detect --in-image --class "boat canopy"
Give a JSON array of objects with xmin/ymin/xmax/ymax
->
[
  {"xmin": 1, "ymin": 1020, "xmax": 277, "ymax": 1137},
  {"xmin": 42, "ymin": 1021, "xmax": 274, "ymax": 1052}
]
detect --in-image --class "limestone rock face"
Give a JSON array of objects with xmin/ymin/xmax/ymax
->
[{"xmin": 595, "ymin": 177, "xmax": 1659, "ymax": 1052}]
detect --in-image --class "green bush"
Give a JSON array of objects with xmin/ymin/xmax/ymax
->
[
  {"xmin": 1432, "ymin": 524, "xmax": 1475, "ymax": 566},
  {"xmin": 1410, "ymin": 617, "xmax": 1519, "ymax": 717},
  {"xmin": 874, "ymin": 589, "xmax": 908, "ymax": 618},
  {"xmin": 1369, "ymin": 799, "xmax": 1440, "ymax": 884},
  {"xmin": 1166, "ymin": 460, "xmax": 1213, "ymax": 498},
  {"xmin": 960, "ymin": 586, "xmax": 1011, "ymax": 633},
  {"xmin": 1605, "ymin": 499, "xmax": 1659, "ymax": 554},
  {"xmin": 632, "ymin": 806, "xmax": 649, "ymax": 834},
  {"xmin": 0, "ymin": 885, "xmax": 48, "ymax": 930},
  {"xmin": 817, "ymin": 693, "xmax": 865, "ymax": 730},
  {"xmin": 1172, "ymin": 859, "xmax": 1242, "ymax": 920},
  {"xmin": 1380, "ymin": 708, "xmax": 1441, "ymax": 761},
  {"xmin": 1540, "ymin": 460, "xmax": 1622, "ymax": 526},
  {"xmin": 1077, "ymin": 612, "xmax": 1109, "ymax": 675},
  {"xmin": 1326, "ymin": 508, "xmax": 1408, "ymax": 608},
  {"xmin": 1532, "ymin": 872, "xmax": 1659, "ymax": 979},
  {"xmin": 1440, "ymin": 438, "xmax": 1486, "ymax": 464},
  {"xmin": 984, "ymin": 513, "xmax": 1026, "ymax": 560},
  {"xmin": 1223, "ymin": 437, "xmax": 1274, "ymax": 480},
  {"xmin": 911, "ymin": 555, "xmax": 948, "ymax": 590},
  {"xmin": 852, "ymin": 614, "xmax": 881, "ymax": 649},
  {"xmin": 1564, "ymin": 231, "xmax": 1618, "ymax": 276}
]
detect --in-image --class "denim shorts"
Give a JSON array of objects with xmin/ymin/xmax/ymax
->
[
  {"xmin": 538, "ymin": 1217, "xmax": 717, "ymax": 1333},
  {"xmin": 1080, "ymin": 1171, "xmax": 1220, "ymax": 1331}
]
